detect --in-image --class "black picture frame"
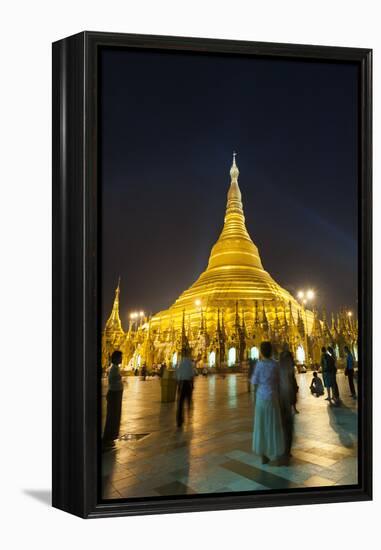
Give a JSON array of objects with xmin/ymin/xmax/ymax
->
[{"xmin": 52, "ymin": 31, "xmax": 372, "ymax": 519}]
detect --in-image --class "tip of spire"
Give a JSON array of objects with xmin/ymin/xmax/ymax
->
[{"xmin": 230, "ymin": 151, "xmax": 239, "ymax": 181}]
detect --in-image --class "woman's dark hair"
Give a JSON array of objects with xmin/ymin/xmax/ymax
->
[
  {"xmin": 181, "ymin": 345, "xmax": 191, "ymax": 358},
  {"xmin": 111, "ymin": 350, "xmax": 123, "ymax": 365},
  {"xmin": 260, "ymin": 341, "xmax": 272, "ymax": 359},
  {"xmin": 321, "ymin": 346, "xmax": 326, "ymax": 353}
]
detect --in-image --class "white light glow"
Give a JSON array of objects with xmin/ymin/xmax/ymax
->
[
  {"xmin": 209, "ymin": 351, "xmax": 216, "ymax": 367},
  {"xmin": 250, "ymin": 346, "xmax": 259, "ymax": 360},
  {"xmin": 296, "ymin": 344, "xmax": 305, "ymax": 364},
  {"xmin": 228, "ymin": 347, "xmax": 236, "ymax": 367}
]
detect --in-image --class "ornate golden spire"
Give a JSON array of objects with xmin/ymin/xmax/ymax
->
[
  {"xmin": 217, "ymin": 152, "xmax": 251, "ymax": 243},
  {"xmin": 230, "ymin": 151, "xmax": 239, "ymax": 181},
  {"xmin": 105, "ymin": 277, "xmax": 123, "ymax": 334},
  {"xmin": 180, "ymin": 309, "xmax": 189, "ymax": 350},
  {"xmin": 205, "ymin": 153, "xmax": 263, "ymax": 271}
]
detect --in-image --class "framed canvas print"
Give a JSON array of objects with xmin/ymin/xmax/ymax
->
[{"xmin": 52, "ymin": 31, "xmax": 372, "ymax": 518}]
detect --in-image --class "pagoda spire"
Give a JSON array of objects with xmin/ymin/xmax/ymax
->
[
  {"xmin": 322, "ymin": 308, "xmax": 332, "ymax": 340},
  {"xmin": 105, "ymin": 277, "xmax": 123, "ymax": 334},
  {"xmin": 288, "ymin": 301, "xmax": 295, "ymax": 326},
  {"xmin": 254, "ymin": 300, "xmax": 259, "ymax": 325},
  {"xmin": 297, "ymin": 309, "xmax": 305, "ymax": 339},
  {"xmin": 262, "ymin": 301, "xmax": 269, "ymax": 335},
  {"xmin": 218, "ymin": 152, "xmax": 252, "ymax": 242},
  {"xmin": 283, "ymin": 302, "xmax": 288, "ymax": 329},
  {"xmin": 311, "ymin": 308, "xmax": 322, "ymax": 338},
  {"xmin": 187, "ymin": 313, "xmax": 192, "ymax": 340},
  {"xmin": 241, "ymin": 307, "xmax": 247, "ymax": 338},
  {"xmin": 331, "ymin": 312, "xmax": 337, "ymax": 337},
  {"xmin": 234, "ymin": 300, "xmax": 241, "ymax": 334},
  {"xmin": 273, "ymin": 303, "xmax": 280, "ymax": 334},
  {"xmin": 180, "ymin": 309, "xmax": 189, "ymax": 350}
]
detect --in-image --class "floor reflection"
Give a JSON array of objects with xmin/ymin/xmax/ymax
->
[{"xmin": 102, "ymin": 372, "xmax": 358, "ymax": 499}]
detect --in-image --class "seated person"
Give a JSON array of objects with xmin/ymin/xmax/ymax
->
[{"xmin": 310, "ymin": 371, "xmax": 324, "ymax": 397}]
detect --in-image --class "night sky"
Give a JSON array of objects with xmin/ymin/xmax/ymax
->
[{"xmin": 100, "ymin": 48, "xmax": 358, "ymax": 329}]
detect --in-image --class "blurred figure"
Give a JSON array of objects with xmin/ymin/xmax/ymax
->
[
  {"xmin": 141, "ymin": 363, "xmax": 147, "ymax": 381},
  {"xmin": 344, "ymin": 346, "xmax": 357, "ymax": 398},
  {"xmin": 327, "ymin": 346, "xmax": 341, "ymax": 405},
  {"xmin": 252, "ymin": 341, "xmax": 285, "ymax": 465},
  {"xmin": 159, "ymin": 362, "xmax": 166, "ymax": 378},
  {"xmin": 175, "ymin": 346, "xmax": 195, "ymax": 427},
  {"xmin": 247, "ymin": 357, "xmax": 257, "ymax": 392},
  {"xmin": 103, "ymin": 350, "xmax": 124, "ymax": 450},
  {"xmin": 310, "ymin": 371, "xmax": 324, "ymax": 397},
  {"xmin": 321, "ymin": 346, "xmax": 334, "ymax": 403},
  {"xmin": 279, "ymin": 344, "xmax": 299, "ymax": 458}
]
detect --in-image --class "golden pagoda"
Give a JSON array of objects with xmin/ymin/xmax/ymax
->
[
  {"xmin": 101, "ymin": 277, "xmax": 125, "ymax": 367},
  {"xmin": 151, "ymin": 153, "xmax": 310, "ymax": 329},
  {"xmin": 145, "ymin": 154, "xmax": 312, "ymax": 365},
  {"xmin": 102, "ymin": 154, "xmax": 358, "ymax": 370}
]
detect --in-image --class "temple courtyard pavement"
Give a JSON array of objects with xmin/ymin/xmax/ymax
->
[{"xmin": 102, "ymin": 372, "xmax": 358, "ymax": 499}]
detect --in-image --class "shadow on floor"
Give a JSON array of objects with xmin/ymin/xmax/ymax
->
[
  {"xmin": 328, "ymin": 404, "xmax": 357, "ymax": 448},
  {"xmin": 23, "ymin": 489, "xmax": 51, "ymax": 506}
]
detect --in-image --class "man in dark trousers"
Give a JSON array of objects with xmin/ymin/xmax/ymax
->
[
  {"xmin": 279, "ymin": 344, "xmax": 298, "ymax": 459},
  {"xmin": 103, "ymin": 350, "xmax": 124, "ymax": 450},
  {"xmin": 175, "ymin": 345, "xmax": 195, "ymax": 427},
  {"xmin": 344, "ymin": 346, "xmax": 357, "ymax": 398},
  {"xmin": 327, "ymin": 346, "xmax": 341, "ymax": 405}
]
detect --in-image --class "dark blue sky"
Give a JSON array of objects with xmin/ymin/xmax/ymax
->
[{"xmin": 100, "ymin": 48, "xmax": 358, "ymax": 328}]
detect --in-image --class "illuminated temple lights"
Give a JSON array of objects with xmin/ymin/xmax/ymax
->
[{"xmin": 102, "ymin": 155, "xmax": 358, "ymax": 370}]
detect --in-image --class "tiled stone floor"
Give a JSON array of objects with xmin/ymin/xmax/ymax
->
[{"xmin": 101, "ymin": 372, "xmax": 358, "ymax": 499}]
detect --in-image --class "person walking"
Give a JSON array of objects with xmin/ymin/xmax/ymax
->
[
  {"xmin": 321, "ymin": 346, "xmax": 334, "ymax": 403},
  {"xmin": 252, "ymin": 341, "xmax": 285, "ymax": 465},
  {"xmin": 279, "ymin": 344, "xmax": 298, "ymax": 459},
  {"xmin": 344, "ymin": 346, "xmax": 357, "ymax": 398},
  {"xmin": 175, "ymin": 345, "xmax": 195, "ymax": 427},
  {"xmin": 103, "ymin": 350, "xmax": 124, "ymax": 450}
]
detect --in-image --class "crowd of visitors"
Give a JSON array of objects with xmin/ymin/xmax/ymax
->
[{"xmin": 102, "ymin": 342, "xmax": 357, "ymax": 459}]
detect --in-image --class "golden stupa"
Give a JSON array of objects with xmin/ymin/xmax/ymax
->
[{"xmin": 150, "ymin": 153, "xmax": 310, "ymax": 334}]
